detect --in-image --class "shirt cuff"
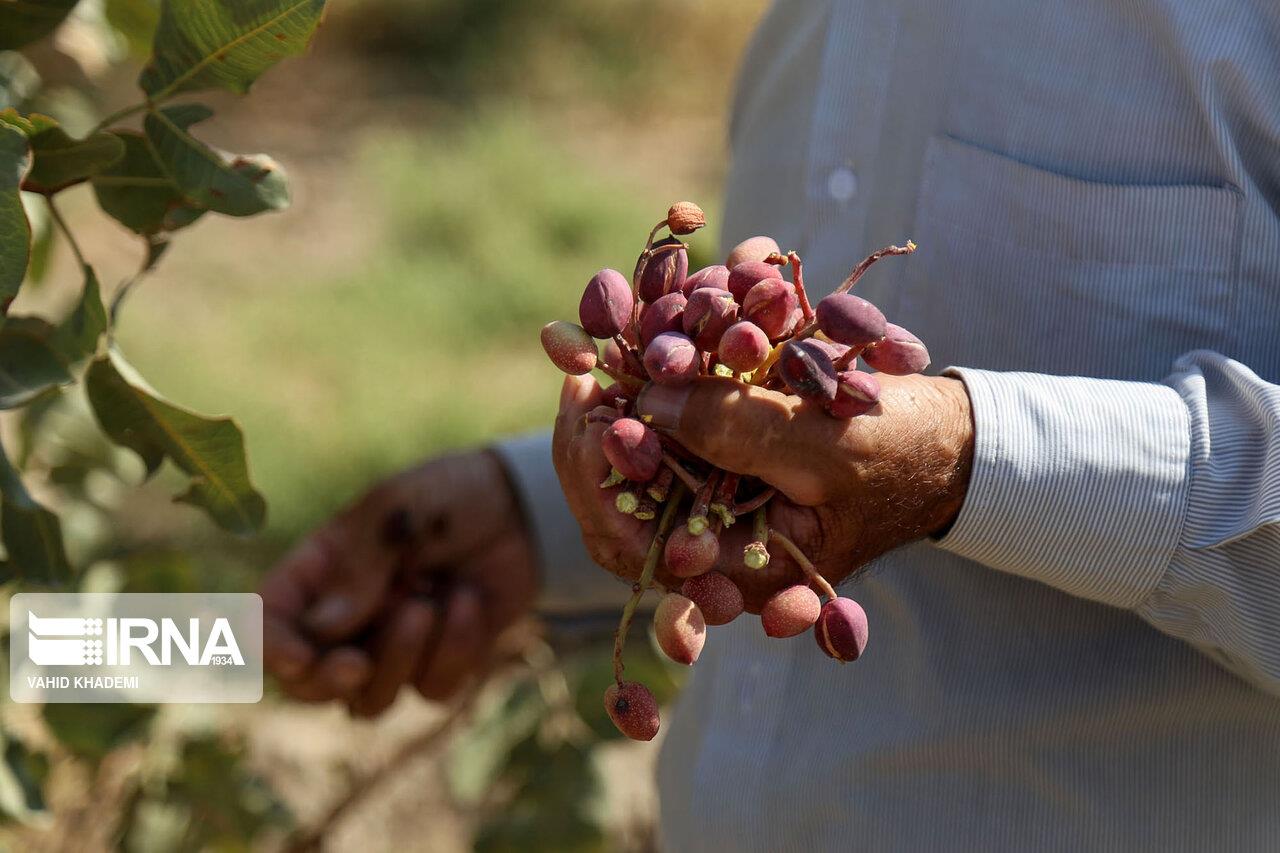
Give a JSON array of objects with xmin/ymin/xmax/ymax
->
[
  {"xmin": 935, "ymin": 368, "xmax": 1192, "ymax": 610},
  {"xmin": 491, "ymin": 432, "xmax": 633, "ymax": 615}
]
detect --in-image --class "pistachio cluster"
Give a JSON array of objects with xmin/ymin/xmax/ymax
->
[{"xmin": 541, "ymin": 203, "xmax": 928, "ymax": 740}]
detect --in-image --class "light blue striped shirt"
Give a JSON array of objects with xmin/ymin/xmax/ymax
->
[{"xmin": 498, "ymin": 0, "xmax": 1280, "ymax": 848}]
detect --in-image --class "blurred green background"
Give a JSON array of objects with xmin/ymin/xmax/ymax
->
[{"xmin": 1, "ymin": 0, "xmax": 766, "ymax": 849}]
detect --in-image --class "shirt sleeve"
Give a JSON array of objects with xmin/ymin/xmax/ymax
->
[
  {"xmin": 936, "ymin": 351, "xmax": 1280, "ymax": 694},
  {"xmin": 491, "ymin": 431, "xmax": 634, "ymax": 615}
]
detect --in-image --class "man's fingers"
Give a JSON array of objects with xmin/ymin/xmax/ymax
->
[
  {"xmin": 636, "ymin": 377, "xmax": 841, "ymax": 504},
  {"xmin": 415, "ymin": 586, "xmax": 489, "ymax": 702},
  {"xmin": 553, "ymin": 374, "xmax": 604, "ymax": 472},
  {"xmin": 301, "ymin": 528, "xmax": 397, "ymax": 642},
  {"xmin": 348, "ymin": 599, "xmax": 436, "ymax": 718},
  {"xmin": 263, "ymin": 613, "xmax": 315, "ymax": 681},
  {"xmin": 278, "ymin": 646, "xmax": 372, "ymax": 703},
  {"xmin": 261, "ymin": 537, "xmax": 331, "ymax": 618}
]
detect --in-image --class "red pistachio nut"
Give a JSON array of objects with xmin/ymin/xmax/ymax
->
[
  {"xmin": 639, "ymin": 292, "xmax": 688, "ymax": 348},
  {"xmin": 681, "ymin": 572, "xmax": 745, "ymax": 626},
  {"xmin": 682, "ymin": 264, "xmax": 731, "ymax": 297},
  {"xmin": 643, "ymin": 332, "xmax": 700, "ymax": 385},
  {"xmin": 778, "ymin": 339, "xmax": 838, "ymax": 401},
  {"xmin": 683, "ymin": 287, "xmax": 740, "ymax": 351},
  {"xmin": 815, "ymin": 292, "xmax": 887, "ymax": 348},
  {"xmin": 761, "ymin": 584, "xmax": 821, "ymax": 638},
  {"xmin": 655, "ymin": 592, "xmax": 707, "ymax": 665},
  {"xmin": 541, "ymin": 321, "xmax": 598, "ymax": 375},
  {"xmin": 862, "ymin": 322, "xmax": 931, "ymax": 375},
  {"xmin": 604, "ymin": 681, "xmax": 660, "ymax": 741},
  {"xmin": 815, "ymin": 597, "xmax": 869, "ymax": 662},
  {"xmin": 727, "ymin": 260, "xmax": 783, "ymax": 304},
  {"xmin": 718, "ymin": 320, "xmax": 772, "ymax": 374},
  {"xmin": 726, "ymin": 235, "xmax": 781, "ymax": 269},
  {"xmin": 664, "ymin": 525, "xmax": 720, "ymax": 578},
  {"xmin": 580, "ymin": 268, "xmax": 635, "ymax": 339},
  {"xmin": 638, "ymin": 236, "xmax": 689, "ymax": 303},
  {"xmin": 827, "ymin": 369, "xmax": 881, "ymax": 418},
  {"xmin": 742, "ymin": 278, "xmax": 799, "ymax": 339},
  {"xmin": 601, "ymin": 417, "xmax": 662, "ymax": 482}
]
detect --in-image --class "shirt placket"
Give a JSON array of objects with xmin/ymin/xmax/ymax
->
[{"xmin": 802, "ymin": 1, "xmax": 898, "ymax": 294}]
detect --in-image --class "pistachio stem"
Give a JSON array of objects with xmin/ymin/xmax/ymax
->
[
  {"xmin": 710, "ymin": 472, "xmax": 740, "ymax": 526},
  {"xmin": 597, "ymin": 363, "xmax": 645, "ymax": 392},
  {"xmin": 613, "ymin": 482, "xmax": 688, "ymax": 684},
  {"xmin": 646, "ymin": 466, "xmax": 675, "ymax": 502},
  {"xmin": 644, "ymin": 218, "xmax": 670, "ymax": 252},
  {"xmin": 733, "ymin": 487, "xmax": 776, "ymax": 517},
  {"xmin": 767, "ymin": 528, "xmax": 838, "ymax": 601},
  {"xmin": 612, "ymin": 334, "xmax": 646, "ymax": 377},
  {"xmin": 661, "ymin": 453, "xmax": 703, "ymax": 494},
  {"xmin": 833, "ymin": 347, "xmax": 861, "ymax": 371},
  {"xmin": 744, "ymin": 506, "xmax": 770, "ymax": 569},
  {"xmin": 792, "ymin": 241, "xmax": 917, "ymax": 342},
  {"xmin": 749, "ymin": 343, "xmax": 784, "ymax": 387},
  {"xmin": 633, "ymin": 490, "xmax": 659, "ymax": 521},
  {"xmin": 687, "ymin": 470, "xmax": 719, "ymax": 535},
  {"xmin": 787, "ymin": 251, "xmax": 815, "ymax": 324}
]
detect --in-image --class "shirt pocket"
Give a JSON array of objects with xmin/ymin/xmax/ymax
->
[{"xmin": 897, "ymin": 135, "xmax": 1243, "ymax": 381}]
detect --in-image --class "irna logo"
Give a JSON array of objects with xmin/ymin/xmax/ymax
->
[
  {"xmin": 11, "ymin": 593, "xmax": 263, "ymax": 704},
  {"xmin": 26, "ymin": 611, "xmax": 244, "ymax": 668}
]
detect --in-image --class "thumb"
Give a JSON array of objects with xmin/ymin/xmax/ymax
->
[
  {"xmin": 302, "ymin": 525, "xmax": 399, "ymax": 641},
  {"xmin": 636, "ymin": 377, "xmax": 838, "ymax": 503}
]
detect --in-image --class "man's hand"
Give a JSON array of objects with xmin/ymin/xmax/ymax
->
[
  {"xmin": 259, "ymin": 450, "xmax": 537, "ymax": 716},
  {"xmin": 552, "ymin": 373, "xmax": 973, "ymax": 611}
]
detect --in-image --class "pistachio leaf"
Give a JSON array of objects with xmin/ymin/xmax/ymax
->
[
  {"xmin": 0, "ymin": 316, "xmax": 70, "ymax": 409},
  {"xmin": 85, "ymin": 350, "xmax": 266, "ymax": 534},
  {"xmin": 0, "ymin": 436, "xmax": 71, "ymax": 585},
  {"xmin": 140, "ymin": 0, "xmax": 327, "ymax": 100},
  {"xmin": 0, "ymin": 265, "xmax": 106, "ymax": 408},
  {"xmin": 144, "ymin": 104, "xmax": 288, "ymax": 217},
  {"xmin": 0, "ymin": 0, "xmax": 80, "ymax": 51},
  {"xmin": 91, "ymin": 130, "xmax": 206, "ymax": 235},
  {"xmin": 0, "ymin": 123, "xmax": 31, "ymax": 311}
]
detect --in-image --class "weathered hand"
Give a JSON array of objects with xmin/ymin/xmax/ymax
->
[
  {"xmin": 259, "ymin": 450, "xmax": 537, "ymax": 716},
  {"xmin": 552, "ymin": 372, "xmax": 972, "ymax": 611}
]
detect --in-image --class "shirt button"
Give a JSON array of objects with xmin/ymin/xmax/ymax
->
[{"xmin": 827, "ymin": 166, "xmax": 858, "ymax": 202}]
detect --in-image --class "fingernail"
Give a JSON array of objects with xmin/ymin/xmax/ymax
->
[
  {"xmin": 559, "ymin": 373, "xmax": 588, "ymax": 408},
  {"xmin": 636, "ymin": 383, "xmax": 691, "ymax": 432},
  {"xmin": 305, "ymin": 596, "xmax": 350, "ymax": 632}
]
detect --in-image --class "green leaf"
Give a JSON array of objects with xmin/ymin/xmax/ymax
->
[
  {"xmin": 0, "ymin": 0, "xmax": 80, "ymax": 51},
  {"xmin": 0, "ymin": 435, "xmax": 71, "ymax": 584},
  {"xmin": 0, "ymin": 733, "xmax": 49, "ymax": 823},
  {"xmin": 144, "ymin": 104, "xmax": 288, "ymax": 217},
  {"xmin": 447, "ymin": 679, "xmax": 545, "ymax": 806},
  {"xmin": 0, "ymin": 265, "xmax": 106, "ymax": 408},
  {"xmin": 0, "ymin": 123, "xmax": 31, "ymax": 311},
  {"xmin": 49, "ymin": 265, "xmax": 106, "ymax": 364},
  {"xmin": 139, "ymin": 0, "xmax": 327, "ymax": 100},
  {"xmin": 0, "ymin": 110, "xmax": 125, "ymax": 194},
  {"xmin": 105, "ymin": 0, "xmax": 160, "ymax": 59},
  {"xmin": 85, "ymin": 350, "xmax": 267, "ymax": 534},
  {"xmin": 474, "ymin": 740, "xmax": 605, "ymax": 853},
  {"xmin": 0, "ymin": 316, "xmax": 70, "ymax": 409},
  {"xmin": 41, "ymin": 703, "xmax": 156, "ymax": 763},
  {"xmin": 90, "ymin": 130, "xmax": 206, "ymax": 235}
]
